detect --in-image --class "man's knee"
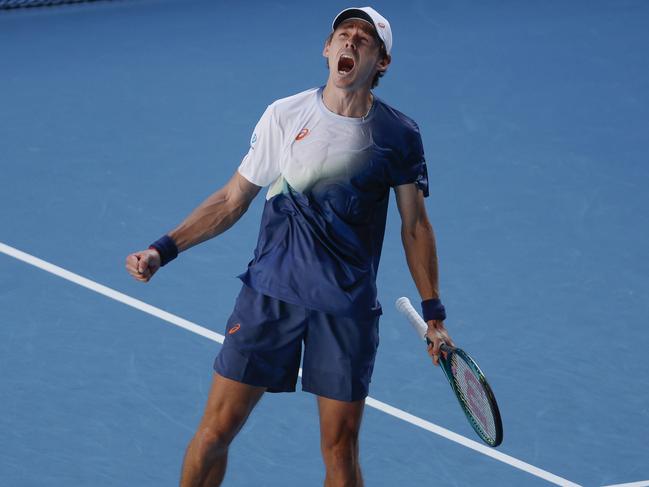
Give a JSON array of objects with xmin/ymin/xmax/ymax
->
[
  {"xmin": 322, "ymin": 443, "xmax": 358, "ymax": 469},
  {"xmin": 321, "ymin": 428, "xmax": 360, "ymax": 465},
  {"xmin": 192, "ymin": 421, "xmax": 239, "ymax": 456},
  {"xmin": 194, "ymin": 404, "xmax": 252, "ymax": 455},
  {"xmin": 318, "ymin": 396, "xmax": 364, "ymax": 467},
  {"xmin": 192, "ymin": 374, "xmax": 265, "ymax": 455}
]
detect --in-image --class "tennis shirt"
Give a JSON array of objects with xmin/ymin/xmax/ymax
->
[{"xmin": 237, "ymin": 87, "xmax": 429, "ymax": 319}]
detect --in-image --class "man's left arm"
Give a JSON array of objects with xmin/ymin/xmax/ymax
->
[{"xmin": 395, "ymin": 183, "xmax": 455, "ymax": 365}]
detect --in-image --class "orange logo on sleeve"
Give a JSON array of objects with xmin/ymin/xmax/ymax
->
[
  {"xmin": 228, "ymin": 323, "xmax": 241, "ymax": 334},
  {"xmin": 295, "ymin": 128, "xmax": 309, "ymax": 141}
]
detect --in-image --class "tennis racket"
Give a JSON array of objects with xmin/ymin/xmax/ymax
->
[{"xmin": 396, "ymin": 297, "xmax": 503, "ymax": 447}]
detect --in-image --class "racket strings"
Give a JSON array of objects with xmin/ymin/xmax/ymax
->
[{"xmin": 450, "ymin": 355, "xmax": 497, "ymax": 442}]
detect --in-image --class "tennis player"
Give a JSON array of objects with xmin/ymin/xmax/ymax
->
[{"xmin": 126, "ymin": 6, "xmax": 453, "ymax": 486}]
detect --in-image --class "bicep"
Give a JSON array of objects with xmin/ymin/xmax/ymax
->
[
  {"xmin": 226, "ymin": 170, "xmax": 262, "ymax": 209},
  {"xmin": 395, "ymin": 183, "xmax": 429, "ymax": 236}
]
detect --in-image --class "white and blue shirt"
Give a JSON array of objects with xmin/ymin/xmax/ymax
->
[{"xmin": 237, "ymin": 87, "xmax": 428, "ymax": 319}]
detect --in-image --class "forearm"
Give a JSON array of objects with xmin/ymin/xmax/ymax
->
[
  {"xmin": 401, "ymin": 219, "xmax": 440, "ymax": 300},
  {"xmin": 168, "ymin": 188, "xmax": 249, "ymax": 253}
]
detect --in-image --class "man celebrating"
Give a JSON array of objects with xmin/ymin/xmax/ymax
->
[{"xmin": 126, "ymin": 6, "xmax": 454, "ymax": 486}]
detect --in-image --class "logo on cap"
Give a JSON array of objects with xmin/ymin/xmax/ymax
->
[
  {"xmin": 378, "ymin": 22, "xmax": 386, "ymax": 28},
  {"xmin": 295, "ymin": 128, "xmax": 310, "ymax": 141}
]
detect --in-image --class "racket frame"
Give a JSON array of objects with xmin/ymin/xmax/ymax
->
[{"xmin": 433, "ymin": 340, "xmax": 503, "ymax": 447}]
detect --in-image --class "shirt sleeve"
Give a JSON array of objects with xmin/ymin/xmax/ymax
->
[
  {"xmin": 388, "ymin": 126, "xmax": 430, "ymax": 197},
  {"xmin": 237, "ymin": 104, "xmax": 283, "ymax": 187}
]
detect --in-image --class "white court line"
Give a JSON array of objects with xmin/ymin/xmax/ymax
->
[
  {"xmin": 0, "ymin": 242, "xmax": 224, "ymax": 345},
  {"xmin": 602, "ymin": 482, "xmax": 649, "ymax": 487},
  {"xmin": 1, "ymin": 241, "xmax": 581, "ymax": 487}
]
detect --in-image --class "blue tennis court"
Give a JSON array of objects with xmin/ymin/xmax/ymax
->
[{"xmin": 1, "ymin": 1, "xmax": 648, "ymax": 485}]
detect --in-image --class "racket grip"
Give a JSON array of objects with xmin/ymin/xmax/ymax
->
[
  {"xmin": 396, "ymin": 297, "xmax": 451, "ymax": 351},
  {"xmin": 395, "ymin": 297, "xmax": 428, "ymax": 340}
]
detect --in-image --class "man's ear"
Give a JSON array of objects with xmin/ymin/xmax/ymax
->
[
  {"xmin": 323, "ymin": 39, "xmax": 330, "ymax": 59},
  {"xmin": 377, "ymin": 53, "xmax": 391, "ymax": 74}
]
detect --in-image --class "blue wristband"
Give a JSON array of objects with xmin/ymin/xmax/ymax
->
[
  {"xmin": 149, "ymin": 235, "xmax": 178, "ymax": 267},
  {"xmin": 421, "ymin": 298, "xmax": 446, "ymax": 322}
]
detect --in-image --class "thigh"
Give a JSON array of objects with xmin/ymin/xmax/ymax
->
[
  {"xmin": 198, "ymin": 373, "xmax": 266, "ymax": 441},
  {"xmin": 317, "ymin": 395, "xmax": 366, "ymax": 446},
  {"xmin": 302, "ymin": 312, "xmax": 380, "ymax": 402}
]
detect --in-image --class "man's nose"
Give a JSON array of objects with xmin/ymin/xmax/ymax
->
[{"xmin": 345, "ymin": 36, "xmax": 359, "ymax": 50}]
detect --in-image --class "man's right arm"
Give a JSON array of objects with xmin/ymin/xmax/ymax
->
[
  {"xmin": 169, "ymin": 171, "xmax": 261, "ymax": 252},
  {"xmin": 125, "ymin": 171, "xmax": 261, "ymax": 282}
]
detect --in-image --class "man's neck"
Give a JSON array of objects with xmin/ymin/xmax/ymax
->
[{"xmin": 322, "ymin": 82, "xmax": 373, "ymax": 119}]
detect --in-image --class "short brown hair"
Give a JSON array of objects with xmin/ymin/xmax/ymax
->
[{"xmin": 325, "ymin": 31, "xmax": 389, "ymax": 89}]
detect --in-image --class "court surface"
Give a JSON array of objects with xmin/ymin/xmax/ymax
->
[{"xmin": 1, "ymin": 1, "xmax": 648, "ymax": 486}]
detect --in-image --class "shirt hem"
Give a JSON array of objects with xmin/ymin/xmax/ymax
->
[{"xmin": 237, "ymin": 272, "xmax": 383, "ymax": 319}]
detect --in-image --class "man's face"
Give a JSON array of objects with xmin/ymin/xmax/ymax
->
[{"xmin": 323, "ymin": 19, "xmax": 389, "ymax": 90}]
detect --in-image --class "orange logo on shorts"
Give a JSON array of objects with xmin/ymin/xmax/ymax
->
[
  {"xmin": 228, "ymin": 323, "xmax": 241, "ymax": 335},
  {"xmin": 295, "ymin": 128, "xmax": 309, "ymax": 141}
]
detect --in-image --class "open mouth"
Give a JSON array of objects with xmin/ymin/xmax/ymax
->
[{"xmin": 337, "ymin": 54, "xmax": 355, "ymax": 75}]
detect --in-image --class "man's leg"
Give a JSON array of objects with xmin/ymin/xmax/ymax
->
[
  {"xmin": 317, "ymin": 396, "xmax": 366, "ymax": 487},
  {"xmin": 180, "ymin": 373, "xmax": 266, "ymax": 487}
]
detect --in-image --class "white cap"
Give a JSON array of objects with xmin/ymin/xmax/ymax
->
[{"xmin": 332, "ymin": 6, "xmax": 392, "ymax": 55}]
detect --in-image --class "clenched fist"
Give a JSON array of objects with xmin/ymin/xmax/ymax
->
[{"xmin": 125, "ymin": 249, "xmax": 161, "ymax": 282}]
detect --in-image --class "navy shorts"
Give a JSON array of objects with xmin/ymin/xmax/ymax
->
[{"xmin": 213, "ymin": 284, "xmax": 380, "ymax": 402}]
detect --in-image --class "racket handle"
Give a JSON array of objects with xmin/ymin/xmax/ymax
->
[
  {"xmin": 395, "ymin": 297, "xmax": 428, "ymax": 340},
  {"xmin": 396, "ymin": 297, "xmax": 451, "ymax": 352}
]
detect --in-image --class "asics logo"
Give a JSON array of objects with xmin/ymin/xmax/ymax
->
[
  {"xmin": 228, "ymin": 323, "xmax": 241, "ymax": 335},
  {"xmin": 295, "ymin": 128, "xmax": 309, "ymax": 141}
]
